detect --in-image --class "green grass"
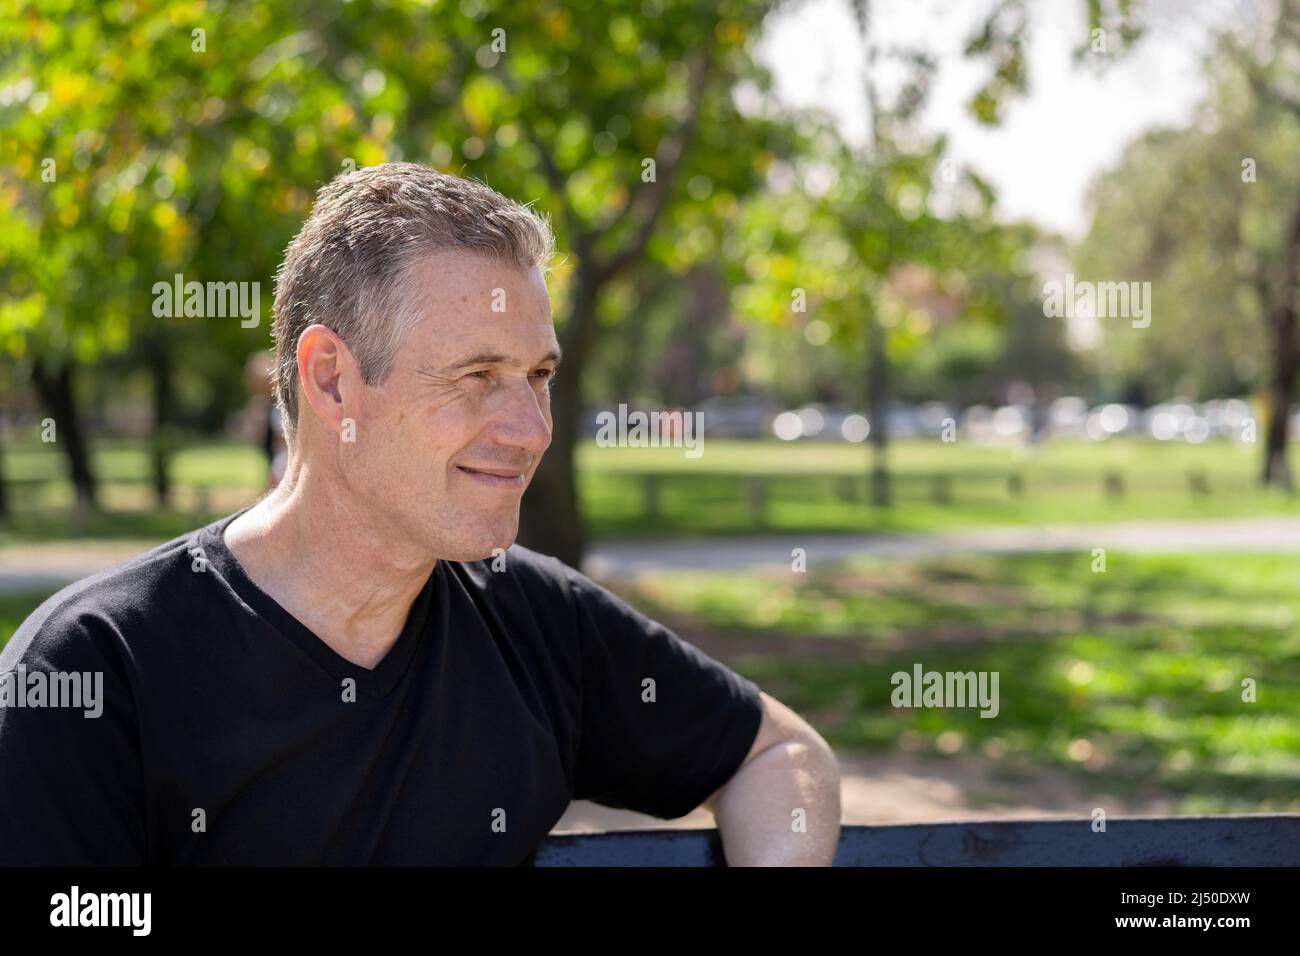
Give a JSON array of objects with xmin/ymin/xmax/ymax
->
[
  {"xmin": 578, "ymin": 436, "xmax": 1300, "ymax": 535},
  {"xmin": 3, "ymin": 434, "xmax": 1298, "ymax": 543},
  {"xmin": 0, "ymin": 591, "xmax": 46, "ymax": 648},
  {"xmin": 619, "ymin": 551, "xmax": 1300, "ymax": 813}
]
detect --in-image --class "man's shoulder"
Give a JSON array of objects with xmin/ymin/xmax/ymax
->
[
  {"xmin": 451, "ymin": 543, "xmax": 630, "ymax": 627},
  {"xmin": 1, "ymin": 522, "xmax": 213, "ymax": 670},
  {"xmin": 451, "ymin": 543, "xmax": 648, "ymax": 635}
]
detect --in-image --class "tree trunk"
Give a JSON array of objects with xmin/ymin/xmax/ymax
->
[
  {"xmin": 661, "ymin": 265, "xmax": 726, "ymax": 406},
  {"xmin": 612, "ymin": 269, "xmax": 665, "ymax": 402},
  {"xmin": 1261, "ymin": 199, "xmax": 1300, "ymax": 489},
  {"xmin": 519, "ymin": 278, "xmax": 600, "ymax": 568},
  {"xmin": 150, "ymin": 343, "xmax": 173, "ymax": 506},
  {"xmin": 30, "ymin": 359, "xmax": 99, "ymax": 509},
  {"xmin": 1263, "ymin": 366, "xmax": 1295, "ymax": 490},
  {"xmin": 866, "ymin": 303, "xmax": 891, "ymax": 506},
  {"xmin": 0, "ymin": 424, "xmax": 8, "ymax": 518}
]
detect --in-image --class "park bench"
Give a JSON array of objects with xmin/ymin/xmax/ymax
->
[{"xmin": 535, "ymin": 814, "xmax": 1300, "ymax": 866}]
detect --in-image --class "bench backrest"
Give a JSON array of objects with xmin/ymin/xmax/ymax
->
[{"xmin": 536, "ymin": 815, "xmax": 1300, "ymax": 866}]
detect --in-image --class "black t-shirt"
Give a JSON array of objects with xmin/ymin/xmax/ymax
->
[{"xmin": 0, "ymin": 508, "xmax": 763, "ymax": 865}]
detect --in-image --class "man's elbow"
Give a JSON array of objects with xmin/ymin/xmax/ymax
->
[{"xmin": 703, "ymin": 701, "xmax": 839, "ymax": 814}]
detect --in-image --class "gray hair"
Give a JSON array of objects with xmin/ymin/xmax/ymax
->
[{"xmin": 270, "ymin": 162, "xmax": 556, "ymax": 438}]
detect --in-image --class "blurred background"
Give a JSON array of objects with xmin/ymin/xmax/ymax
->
[{"xmin": 3, "ymin": 0, "xmax": 1299, "ymax": 828}]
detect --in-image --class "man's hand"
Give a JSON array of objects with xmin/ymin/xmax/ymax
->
[{"xmin": 702, "ymin": 691, "xmax": 841, "ymax": 866}]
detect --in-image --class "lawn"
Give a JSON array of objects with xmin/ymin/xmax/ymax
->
[
  {"xmin": 3, "ymin": 434, "xmax": 1298, "ymax": 543},
  {"xmin": 615, "ymin": 550, "xmax": 1300, "ymax": 814},
  {"xmin": 0, "ymin": 591, "xmax": 44, "ymax": 650}
]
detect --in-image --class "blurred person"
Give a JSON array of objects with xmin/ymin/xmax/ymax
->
[
  {"xmin": 243, "ymin": 350, "xmax": 288, "ymax": 489},
  {"xmin": 0, "ymin": 164, "xmax": 839, "ymax": 866}
]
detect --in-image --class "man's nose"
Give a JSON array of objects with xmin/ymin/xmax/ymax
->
[{"xmin": 486, "ymin": 375, "xmax": 552, "ymax": 457}]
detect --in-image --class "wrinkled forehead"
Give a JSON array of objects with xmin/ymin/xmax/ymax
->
[
  {"xmin": 400, "ymin": 250, "xmax": 557, "ymax": 365},
  {"xmin": 404, "ymin": 247, "xmax": 551, "ymax": 305}
]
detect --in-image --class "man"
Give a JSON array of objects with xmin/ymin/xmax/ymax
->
[{"xmin": 0, "ymin": 163, "xmax": 840, "ymax": 866}]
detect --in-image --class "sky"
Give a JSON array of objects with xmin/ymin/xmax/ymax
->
[{"xmin": 758, "ymin": 0, "xmax": 1242, "ymax": 240}]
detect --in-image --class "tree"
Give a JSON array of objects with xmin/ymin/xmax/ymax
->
[
  {"xmin": 727, "ymin": 0, "xmax": 1050, "ymax": 505},
  {"xmin": 1237, "ymin": 0, "xmax": 1300, "ymax": 487},
  {"xmin": 1076, "ymin": 1, "xmax": 1300, "ymax": 485}
]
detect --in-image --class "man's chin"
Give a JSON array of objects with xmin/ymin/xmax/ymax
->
[{"xmin": 441, "ymin": 517, "xmax": 518, "ymax": 563}]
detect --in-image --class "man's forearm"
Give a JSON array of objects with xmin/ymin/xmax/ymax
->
[{"xmin": 711, "ymin": 734, "xmax": 842, "ymax": 866}]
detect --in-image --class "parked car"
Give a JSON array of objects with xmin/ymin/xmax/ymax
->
[{"xmin": 699, "ymin": 395, "xmax": 781, "ymax": 438}]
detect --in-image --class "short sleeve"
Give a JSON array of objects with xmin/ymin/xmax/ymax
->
[
  {"xmin": 565, "ymin": 568, "xmax": 764, "ymax": 819},
  {"xmin": 0, "ymin": 608, "xmax": 147, "ymax": 865}
]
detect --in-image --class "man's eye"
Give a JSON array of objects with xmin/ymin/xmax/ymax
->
[
  {"xmin": 466, "ymin": 371, "xmax": 492, "ymax": 381},
  {"xmin": 532, "ymin": 368, "xmax": 555, "ymax": 382}
]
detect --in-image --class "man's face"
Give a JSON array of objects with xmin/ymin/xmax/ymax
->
[{"xmin": 340, "ymin": 249, "xmax": 559, "ymax": 562}]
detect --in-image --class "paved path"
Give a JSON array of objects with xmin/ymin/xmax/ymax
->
[
  {"xmin": 3, "ymin": 517, "xmax": 1300, "ymax": 592},
  {"xmin": 582, "ymin": 517, "xmax": 1300, "ymax": 576},
  {"xmin": 0, "ymin": 540, "xmax": 164, "ymax": 594}
]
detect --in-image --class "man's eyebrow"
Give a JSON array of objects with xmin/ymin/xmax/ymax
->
[{"xmin": 437, "ymin": 348, "xmax": 563, "ymax": 372}]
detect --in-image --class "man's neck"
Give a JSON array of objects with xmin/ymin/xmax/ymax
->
[{"xmin": 222, "ymin": 462, "xmax": 436, "ymax": 671}]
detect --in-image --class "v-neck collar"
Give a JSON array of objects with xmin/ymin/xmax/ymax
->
[{"xmin": 196, "ymin": 506, "xmax": 438, "ymax": 699}]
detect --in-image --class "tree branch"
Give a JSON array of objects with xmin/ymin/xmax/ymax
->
[
  {"xmin": 494, "ymin": 64, "xmax": 585, "ymax": 245},
  {"xmin": 589, "ymin": 48, "xmax": 714, "ymax": 286}
]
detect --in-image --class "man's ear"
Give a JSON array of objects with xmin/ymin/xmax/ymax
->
[{"xmin": 296, "ymin": 323, "xmax": 358, "ymax": 435}]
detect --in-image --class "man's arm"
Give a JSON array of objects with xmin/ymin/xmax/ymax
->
[
  {"xmin": 0, "ymin": 614, "xmax": 148, "ymax": 865},
  {"xmin": 701, "ymin": 691, "xmax": 841, "ymax": 866}
]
